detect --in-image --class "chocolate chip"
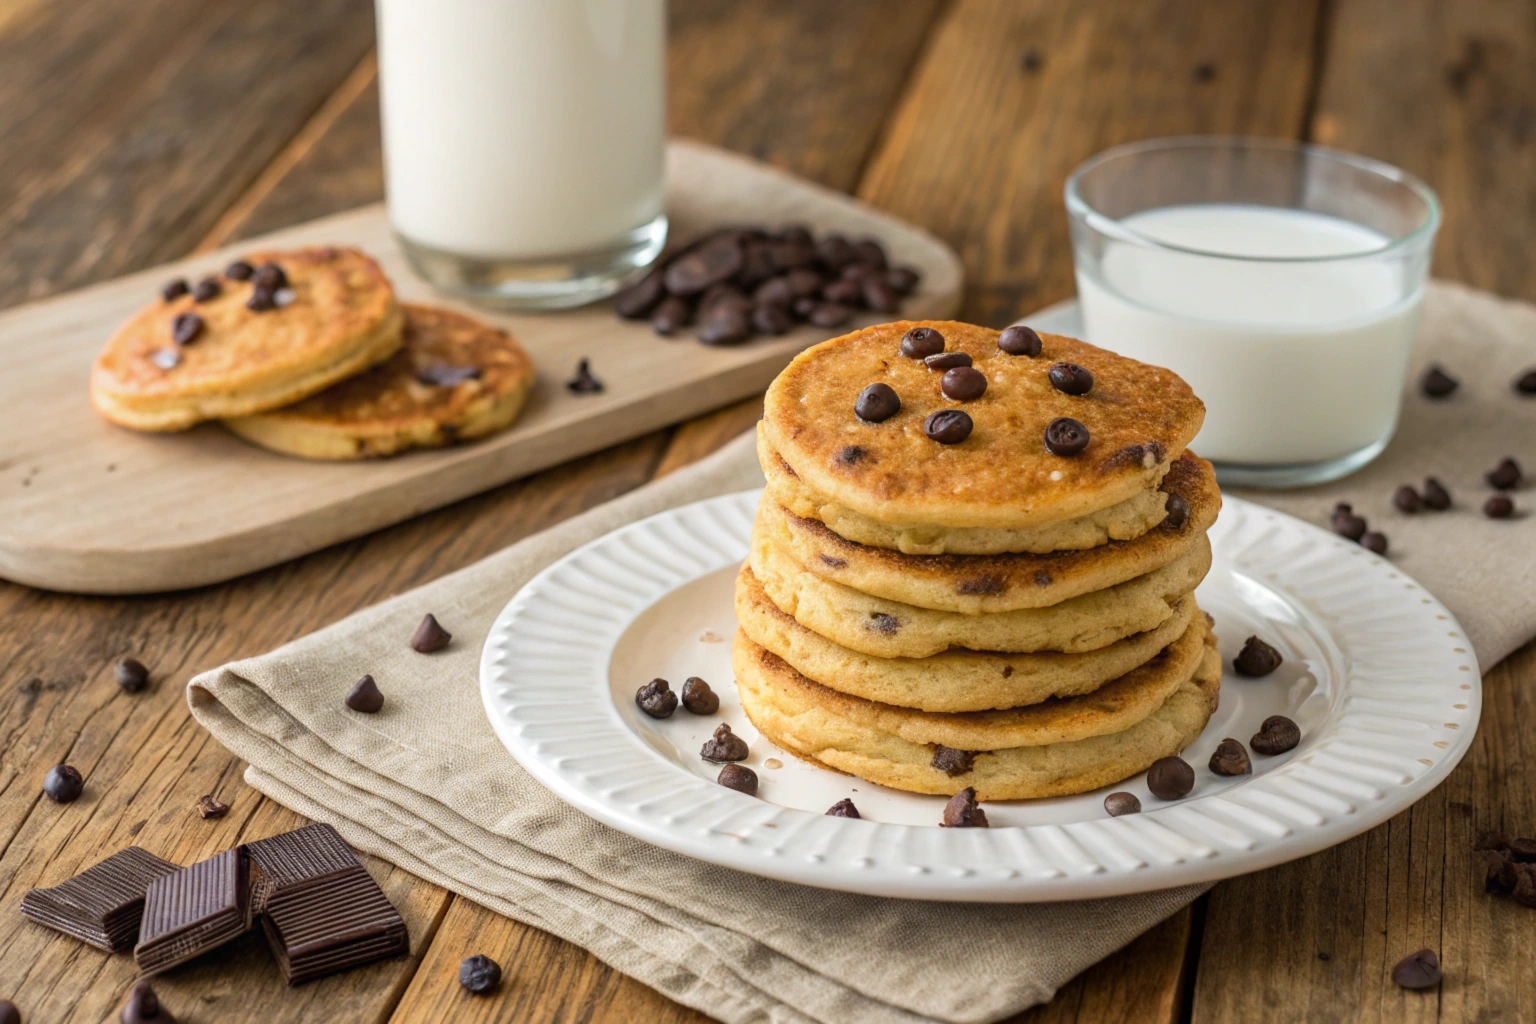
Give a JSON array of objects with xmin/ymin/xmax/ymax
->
[
  {"xmin": 717, "ymin": 763, "xmax": 758, "ymax": 795},
  {"xmin": 252, "ymin": 262, "xmax": 288, "ymax": 291},
  {"xmin": 224, "ymin": 260, "xmax": 254, "ymax": 282},
  {"xmin": 121, "ymin": 979, "xmax": 174, "ymax": 1023},
  {"xmin": 815, "ymin": 235, "xmax": 856, "ymax": 271},
  {"xmin": 1250, "ymin": 715, "xmax": 1301, "ymax": 755},
  {"xmin": 752, "ymin": 276, "xmax": 795, "ymax": 308},
  {"xmin": 1485, "ymin": 494, "xmax": 1515, "ymax": 519},
  {"xmin": 822, "ymin": 278, "xmax": 862, "ymax": 306},
  {"xmin": 855, "ymin": 383, "xmax": 901, "ymax": 422},
  {"xmin": 1330, "ymin": 510, "xmax": 1367, "ymax": 541},
  {"xmin": 1233, "ymin": 635, "xmax": 1283, "ymax": 677},
  {"xmin": 411, "ymin": 613, "xmax": 452, "ymax": 653},
  {"xmin": 1422, "ymin": 477, "xmax": 1452, "ymax": 509},
  {"xmin": 1104, "ymin": 792, "xmax": 1141, "ymax": 817},
  {"xmin": 346, "ymin": 675, "xmax": 385, "ymax": 713},
  {"xmin": 664, "ymin": 238, "xmax": 743, "ymax": 296},
  {"xmin": 900, "ymin": 327, "xmax": 945, "ymax": 359},
  {"xmin": 867, "ymin": 612, "xmax": 900, "ymax": 635},
  {"xmin": 1208, "ymin": 738, "xmax": 1252, "ymax": 776},
  {"xmin": 924, "ymin": 409, "xmax": 973, "ymax": 445},
  {"xmin": 1421, "ymin": 365, "xmax": 1458, "ymax": 398},
  {"xmin": 924, "ymin": 351, "xmax": 972, "ymax": 371},
  {"xmin": 700, "ymin": 723, "xmax": 749, "ymax": 763},
  {"xmin": 614, "ymin": 270, "xmax": 666, "ymax": 318},
  {"xmin": 459, "ymin": 954, "xmax": 503, "ymax": 995},
  {"xmin": 190, "ymin": 277, "xmax": 221, "ymax": 303},
  {"xmin": 1487, "ymin": 457, "xmax": 1522, "ymax": 490},
  {"xmin": 792, "ymin": 296, "xmax": 818, "ymax": 319},
  {"xmin": 752, "ymin": 302, "xmax": 795, "ymax": 336},
  {"xmin": 161, "ymin": 279, "xmax": 189, "ymax": 301},
  {"xmin": 1517, "ymin": 369, "xmax": 1536, "ymax": 395},
  {"xmin": 699, "ymin": 284, "xmax": 750, "ymax": 316},
  {"xmin": 43, "ymin": 764, "xmax": 84, "ymax": 803},
  {"xmin": 1048, "ymin": 361, "xmax": 1094, "ymax": 395},
  {"xmin": 1146, "ymin": 756, "xmax": 1194, "ymax": 799},
  {"xmin": 1393, "ymin": 485, "xmax": 1422, "ymax": 512},
  {"xmin": 955, "ymin": 574, "xmax": 1004, "ymax": 595},
  {"xmin": 567, "ymin": 358, "xmax": 604, "ymax": 393},
  {"xmin": 1333, "ymin": 501, "xmax": 1353, "ymax": 516},
  {"xmin": 826, "ymin": 798, "xmax": 861, "ymax": 818},
  {"xmin": 1361, "ymin": 530, "xmax": 1389, "ymax": 555},
  {"xmin": 930, "ymin": 745, "xmax": 976, "ymax": 777},
  {"xmin": 836, "ymin": 445, "xmax": 869, "ymax": 465},
  {"xmin": 998, "ymin": 325, "xmax": 1042, "ymax": 356},
  {"xmin": 246, "ymin": 287, "xmax": 276, "ymax": 312},
  {"xmin": 1044, "ymin": 417, "xmax": 1089, "ymax": 456},
  {"xmin": 635, "ymin": 678, "xmax": 677, "ymax": 719},
  {"xmin": 941, "ymin": 366, "xmax": 988, "ymax": 402},
  {"xmin": 862, "ymin": 279, "xmax": 901, "ymax": 313},
  {"xmin": 0, "ymin": 1000, "xmax": 17, "ymax": 1024},
  {"xmin": 852, "ymin": 239, "xmax": 888, "ymax": 269},
  {"xmin": 681, "ymin": 676, "xmax": 719, "ymax": 715},
  {"xmin": 698, "ymin": 303, "xmax": 752, "ymax": 345},
  {"xmin": 115, "ymin": 657, "xmax": 149, "ymax": 693},
  {"xmin": 738, "ymin": 242, "xmax": 777, "ymax": 289},
  {"xmin": 148, "ymin": 348, "xmax": 182, "ymax": 370},
  {"xmin": 170, "ymin": 312, "xmax": 204, "ymax": 346},
  {"xmin": 416, "ymin": 364, "xmax": 481, "ymax": 386},
  {"xmin": 806, "ymin": 302, "xmax": 851, "ymax": 329},
  {"xmin": 650, "ymin": 295, "xmax": 695, "ymax": 335},
  {"xmin": 885, "ymin": 267, "xmax": 920, "ymax": 295},
  {"xmin": 785, "ymin": 267, "xmax": 826, "ymax": 299},
  {"xmin": 940, "ymin": 787, "xmax": 989, "ymax": 827},
  {"xmin": 1162, "ymin": 492, "xmax": 1190, "ymax": 530},
  {"xmin": 1391, "ymin": 948, "xmax": 1441, "ymax": 990},
  {"xmin": 196, "ymin": 794, "xmax": 230, "ymax": 820}
]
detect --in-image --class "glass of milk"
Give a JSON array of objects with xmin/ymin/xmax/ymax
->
[
  {"xmin": 376, "ymin": 0, "xmax": 668, "ymax": 309},
  {"xmin": 1066, "ymin": 137, "xmax": 1439, "ymax": 487}
]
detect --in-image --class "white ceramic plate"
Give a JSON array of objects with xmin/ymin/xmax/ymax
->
[{"xmin": 481, "ymin": 490, "xmax": 1480, "ymax": 901}]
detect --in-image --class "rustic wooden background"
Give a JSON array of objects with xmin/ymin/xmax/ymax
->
[{"xmin": 1, "ymin": 1, "xmax": 1533, "ymax": 1021}]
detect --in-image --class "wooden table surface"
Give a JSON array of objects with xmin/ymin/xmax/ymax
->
[{"xmin": 2, "ymin": 1, "xmax": 1532, "ymax": 1021}]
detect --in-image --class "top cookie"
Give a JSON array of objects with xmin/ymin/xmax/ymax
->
[
  {"xmin": 761, "ymin": 321, "xmax": 1204, "ymax": 530},
  {"xmin": 91, "ymin": 246, "xmax": 403, "ymax": 431}
]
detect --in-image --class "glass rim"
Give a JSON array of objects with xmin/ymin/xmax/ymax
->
[{"xmin": 1064, "ymin": 135, "xmax": 1442, "ymax": 264}]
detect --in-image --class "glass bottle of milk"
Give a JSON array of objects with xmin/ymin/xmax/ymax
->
[
  {"xmin": 376, "ymin": 0, "xmax": 668, "ymax": 309},
  {"xmin": 1066, "ymin": 138, "xmax": 1439, "ymax": 488}
]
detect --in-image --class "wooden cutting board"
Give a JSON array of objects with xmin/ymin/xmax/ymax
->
[{"xmin": 0, "ymin": 140, "xmax": 962, "ymax": 594}]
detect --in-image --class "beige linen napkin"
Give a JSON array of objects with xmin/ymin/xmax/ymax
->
[{"xmin": 190, "ymin": 280, "xmax": 1534, "ymax": 1024}]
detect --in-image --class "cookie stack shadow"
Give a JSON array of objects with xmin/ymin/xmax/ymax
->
[{"xmin": 733, "ymin": 320, "xmax": 1223, "ymax": 800}]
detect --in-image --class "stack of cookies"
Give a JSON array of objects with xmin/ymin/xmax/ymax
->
[
  {"xmin": 90, "ymin": 246, "xmax": 535, "ymax": 459},
  {"xmin": 734, "ymin": 320, "xmax": 1223, "ymax": 800}
]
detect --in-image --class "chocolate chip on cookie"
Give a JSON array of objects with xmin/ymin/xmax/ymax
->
[
  {"xmin": 1162, "ymin": 492, "xmax": 1191, "ymax": 530},
  {"xmin": 940, "ymin": 366, "xmax": 988, "ymax": 402},
  {"xmin": 924, "ymin": 351, "xmax": 972, "ymax": 371},
  {"xmin": 161, "ymin": 278, "xmax": 189, "ymax": 301},
  {"xmin": 192, "ymin": 277, "xmax": 221, "ymax": 303},
  {"xmin": 855, "ymin": 383, "xmax": 900, "ymax": 423},
  {"xmin": 1048, "ymin": 361, "xmax": 1094, "ymax": 395},
  {"xmin": 997, "ymin": 325, "xmax": 1041, "ymax": 356},
  {"xmin": 171, "ymin": 312, "xmax": 204, "ymax": 346},
  {"xmin": 224, "ymin": 260, "xmax": 255, "ymax": 281},
  {"xmin": 1043, "ymin": 417, "xmax": 1089, "ymax": 456},
  {"xmin": 899, "ymin": 327, "xmax": 944, "ymax": 359},
  {"xmin": 930, "ymin": 745, "xmax": 976, "ymax": 777},
  {"xmin": 924, "ymin": 409, "xmax": 973, "ymax": 445}
]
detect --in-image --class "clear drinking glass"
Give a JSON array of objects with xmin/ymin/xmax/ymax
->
[
  {"xmin": 1065, "ymin": 137, "xmax": 1439, "ymax": 488},
  {"xmin": 376, "ymin": 0, "xmax": 668, "ymax": 310}
]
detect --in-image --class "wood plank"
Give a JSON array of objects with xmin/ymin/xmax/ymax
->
[
  {"xmin": 855, "ymin": 0, "xmax": 1325, "ymax": 324},
  {"xmin": 0, "ymin": 0, "xmax": 375, "ymax": 309}
]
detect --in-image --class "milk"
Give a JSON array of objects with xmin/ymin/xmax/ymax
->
[
  {"xmin": 1074, "ymin": 204, "xmax": 1422, "ymax": 466},
  {"xmin": 375, "ymin": 0, "xmax": 666, "ymax": 261}
]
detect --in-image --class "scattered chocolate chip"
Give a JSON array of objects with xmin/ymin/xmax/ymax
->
[
  {"xmin": 459, "ymin": 954, "xmax": 502, "ymax": 995},
  {"xmin": 855, "ymin": 383, "xmax": 901, "ymax": 423},
  {"xmin": 1250, "ymin": 715, "xmax": 1301, "ymax": 755},
  {"xmin": 1361, "ymin": 530, "xmax": 1389, "ymax": 555},
  {"xmin": 700, "ymin": 723, "xmax": 749, "ymax": 763},
  {"xmin": 224, "ymin": 260, "xmax": 254, "ymax": 282},
  {"xmin": 751, "ymin": 302, "xmax": 795, "ymax": 336},
  {"xmin": 1318, "ymin": 952, "xmax": 1331, "ymax": 961},
  {"xmin": 1422, "ymin": 477, "xmax": 1451, "ymax": 510},
  {"xmin": 806, "ymin": 302, "xmax": 851, "ymax": 329},
  {"xmin": 900, "ymin": 327, "xmax": 945, "ymax": 359},
  {"xmin": 0, "ymin": 999, "xmax": 17, "ymax": 1024},
  {"xmin": 1104, "ymin": 792, "xmax": 1141, "ymax": 817},
  {"xmin": 1330, "ymin": 510, "xmax": 1368, "ymax": 541},
  {"xmin": 1021, "ymin": 48, "xmax": 1043, "ymax": 72},
  {"xmin": 931, "ymin": 746, "xmax": 976, "ymax": 777},
  {"xmin": 252, "ymin": 262, "xmax": 288, "ymax": 291},
  {"xmin": 114, "ymin": 657, "xmax": 149, "ymax": 694},
  {"xmin": 924, "ymin": 409, "xmax": 973, "ymax": 445},
  {"xmin": 43, "ymin": 764, "xmax": 84, "ymax": 804},
  {"xmin": 1146, "ymin": 756, "xmax": 1194, "ymax": 800},
  {"xmin": 1485, "ymin": 494, "xmax": 1515, "ymax": 519},
  {"xmin": 940, "ymin": 787, "xmax": 989, "ymax": 828},
  {"xmin": 1517, "ymin": 369, "xmax": 1536, "ymax": 395},
  {"xmin": 1208, "ymin": 738, "xmax": 1252, "ymax": 776},
  {"xmin": 1193, "ymin": 61, "xmax": 1217, "ymax": 82},
  {"xmin": 161, "ymin": 279, "xmax": 189, "ymax": 302},
  {"xmin": 717, "ymin": 763, "xmax": 758, "ymax": 795},
  {"xmin": 941, "ymin": 366, "xmax": 988, "ymax": 402},
  {"xmin": 1048, "ymin": 361, "xmax": 1094, "ymax": 395},
  {"xmin": 148, "ymin": 348, "xmax": 182, "ymax": 370},
  {"xmin": 665, "ymin": 238, "xmax": 744, "ymax": 296},
  {"xmin": 1333, "ymin": 501, "xmax": 1353, "ymax": 516},
  {"xmin": 1391, "ymin": 948, "xmax": 1442, "ymax": 990},
  {"xmin": 192, "ymin": 277, "xmax": 221, "ymax": 303},
  {"xmin": 1393, "ymin": 485, "xmax": 1422, "ymax": 513},
  {"xmin": 836, "ymin": 445, "xmax": 868, "ymax": 465},
  {"xmin": 1421, "ymin": 365, "xmax": 1458, "ymax": 398},
  {"xmin": 1233, "ymin": 636, "xmax": 1283, "ymax": 677},
  {"xmin": 635, "ymin": 678, "xmax": 677, "ymax": 719},
  {"xmin": 1487, "ymin": 457, "xmax": 1522, "ymax": 490},
  {"xmin": 121, "ymin": 978, "xmax": 175, "ymax": 1023},
  {"xmin": 998, "ymin": 325, "xmax": 1042, "ymax": 356},
  {"xmin": 170, "ymin": 312, "xmax": 204, "ymax": 346},
  {"xmin": 196, "ymin": 794, "xmax": 230, "ymax": 820},
  {"xmin": 681, "ymin": 677, "xmax": 719, "ymax": 715},
  {"xmin": 567, "ymin": 358, "xmax": 604, "ymax": 393},
  {"xmin": 885, "ymin": 267, "xmax": 920, "ymax": 295},
  {"xmin": 346, "ymin": 675, "xmax": 385, "ymax": 713},
  {"xmin": 613, "ymin": 270, "xmax": 666, "ymax": 318},
  {"xmin": 1162, "ymin": 492, "xmax": 1190, "ymax": 530},
  {"xmin": 416, "ymin": 363, "xmax": 481, "ymax": 386},
  {"xmin": 924, "ymin": 351, "xmax": 972, "ymax": 371},
  {"xmin": 411, "ymin": 613, "xmax": 452, "ymax": 653},
  {"xmin": 1043, "ymin": 417, "xmax": 1089, "ymax": 456},
  {"xmin": 826, "ymin": 798, "xmax": 861, "ymax": 818},
  {"xmin": 1509, "ymin": 837, "xmax": 1536, "ymax": 862}
]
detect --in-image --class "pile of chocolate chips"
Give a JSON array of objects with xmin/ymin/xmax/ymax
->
[
  {"xmin": 612, "ymin": 226, "xmax": 922, "ymax": 345},
  {"xmin": 1479, "ymin": 833, "xmax": 1536, "ymax": 908}
]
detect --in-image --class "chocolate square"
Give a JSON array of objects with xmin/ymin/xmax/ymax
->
[
  {"xmin": 134, "ymin": 847, "xmax": 253, "ymax": 975},
  {"xmin": 20, "ymin": 846, "xmax": 180, "ymax": 951}
]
